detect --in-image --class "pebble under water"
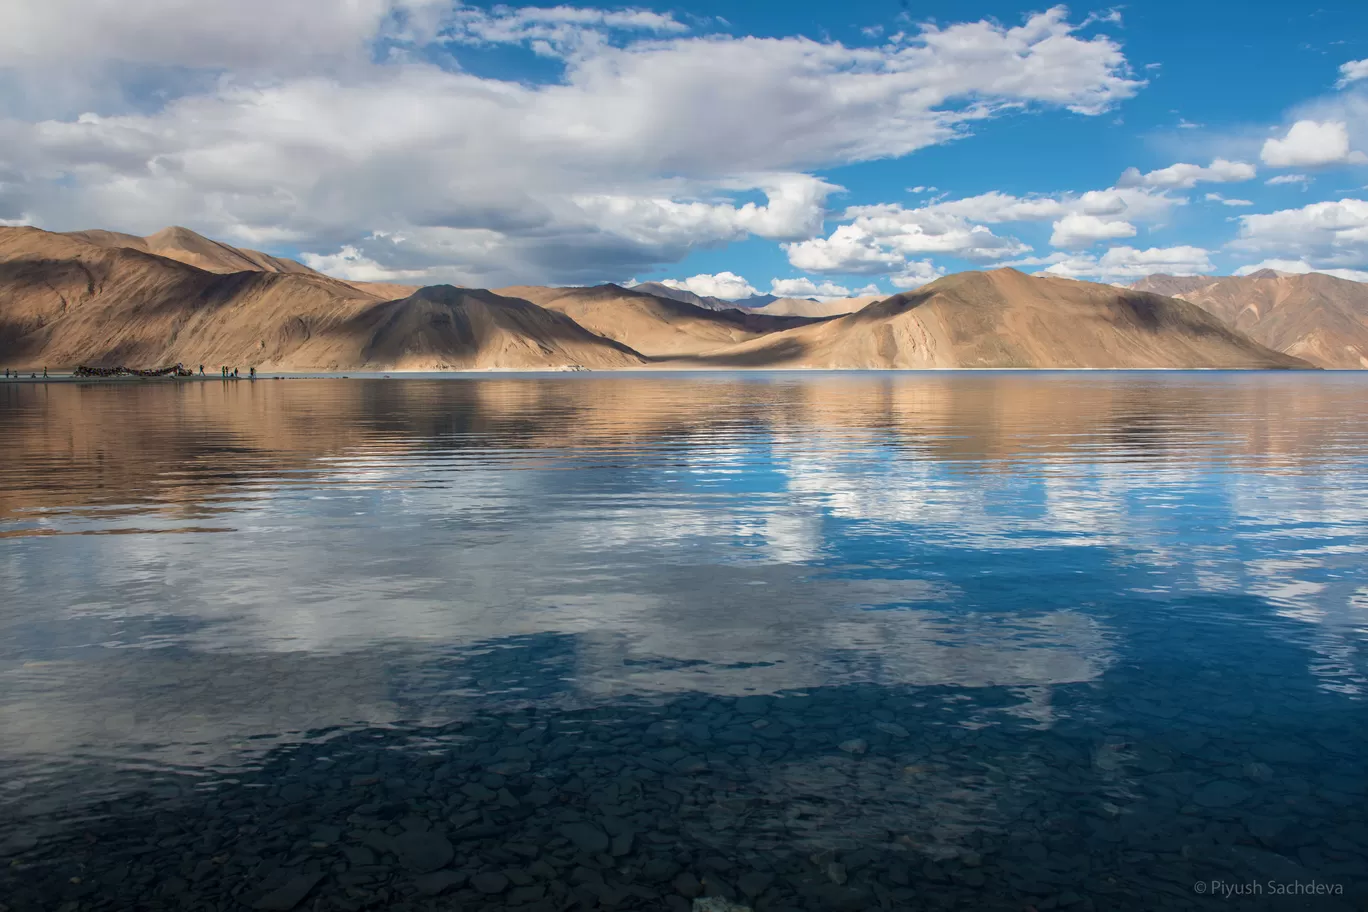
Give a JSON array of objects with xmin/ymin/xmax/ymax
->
[{"xmin": 0, "ymin": 372, "xmax": 1366, "ymax": 912}]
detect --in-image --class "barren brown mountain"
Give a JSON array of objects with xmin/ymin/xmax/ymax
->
[
  {"xmin": 342, "ymin": 286, "xmax": 643, "ymax": 369},
  {"xmin": 753, "ymin": 295, "xmax": 884, "ymax": 318},
  {"xmin": 1, "ymin": 225, "xmax": 1321, "ymax": 372},
  {"xmin": 0, "ymin": 227, "xmax": 639, "ymax": 370},
  {"xmin": 495, "ymin": 283, "xmax": 819, "ymax": 357},
  {"xmin": 1127, "ymin": 274, "xmax": 1222, "ymax": 298},
  {"xmin": 1129, "ymin": 270, "xmax": 1368, "ymax": 369},
  {"xmin": 64, "ymin": 225, "xmax": 422, "ymax": 299},
  {"xmin": 667, "ymin": 269, "xmax": 1310, "ymax": 369}
]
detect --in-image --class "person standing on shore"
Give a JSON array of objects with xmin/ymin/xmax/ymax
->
[{"xmin": 42, "ymin": 367, "xmax": 47, "ymax": 378}]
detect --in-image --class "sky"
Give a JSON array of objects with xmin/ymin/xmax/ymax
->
[{"xmin": 1, "ymin": 1, "xmax": 1367, "ymax": 300}]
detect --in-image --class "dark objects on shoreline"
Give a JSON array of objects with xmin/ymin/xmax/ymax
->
[{"xmin": 73, "ymin": 364, "xmax": 194, "ymax": 378}]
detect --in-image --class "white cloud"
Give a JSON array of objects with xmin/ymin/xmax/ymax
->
[
  {"xmin": 445, "ymin": 5, "xmax": 689, "ymax": 54},
  {"xmin": 784, "ymin": 225, "xmax": 907, "ymax": 274},
  {"xmin": 1204, "ymin": 193, "xmax": 1253, "ymax": 207},
  {"xmin": 1336, "ymin": 59, "xmax": 1368, "ymax": 89},
  {"xmin": 1234, "ymin": 259, "xmax": 1368, "ymax": 282},
  {"xmin": 1049, "ymin": 212, "xmax": 1136, "ymax": 248},
  {"xmin": 1013, "ymin": 245, "xmax": 1213, "ymax": 281},
  {"xmin": 890, "ymin": 260, "xmax": 945, "ymax": 288},
  {"xmin": 299, "ymin": 244, "xmax": 429, "ymax": 282},
  {"xmin": 0, "ymin": 0, "xmax": 437, "ymax": 72},
  {"xmin": 573, "ymin": 174, "xmax": 836, "ymax": 246},
  {"xmin": 0, "ymin": 5, "xmax": 1145, "ymax": 285},
  {"xmin": 1233, "ymin": 198, "xmax": 1368, "ymax": 268},
  {"xmin": 1115, "ymin": 158, "xmax": 1256, "ymax": 189},
  {"xmin": 1261, "ymin": 120, "xmax": 1367, "ymax": 168},
  {"xmin": 660, "ymin": 272, "xmax": 759, "ymax": 300},
  {"xmin": 1265, "ymin": 174, "xmax": 1310, "ymax": 186},
  {"xmin": 769, "ymin": 277, "xmax": 856, "ymax": 299},
  {"xmin": 839, "ymin": 205, "xmax": 1033, "ymax": 261},
  {"xmin": 925, "ymin": 186, "xmax": 1180, "ymax": 224},
  {"xmin": 782, "ymin": 181, "xmax": 1182, "ymax": 277}
]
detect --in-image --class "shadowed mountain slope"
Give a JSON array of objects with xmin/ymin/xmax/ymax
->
[
  {"xmin": 495, "ymin": 284, "xmax": 820, "ymax": 357},
  {"xmin": 627, "ymin": 282, "xmax": 780, "ymax": 311},
  {"xmin": 345, "ymin": 286, "xmax": 644, "ymax": 370},
  {"xmin": 63, "ymin": 225, "xmax": 422, "ymax": 299},
  {"xmin": 667, "ymin": 270, "xmax": 1311, "ymax": 369},
  {"xmin": 1130, "ymin": 271, "xmax": 1368, "ymax": 369},
  {"xmin": 753, "ymin": 295, "xmax": 885, "ymax": 318},
  {"xmin": 0, "ymin": 227, "xmax": 638, "ymax": 370}
]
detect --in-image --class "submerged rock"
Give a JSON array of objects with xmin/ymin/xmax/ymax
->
[
  {"xmin": 693, "ymin": 898, "xmax": 753, "ymax": 912},
  {"xmin": 252, "ymin": 872, "xmax": 322, "ymax": 911}
]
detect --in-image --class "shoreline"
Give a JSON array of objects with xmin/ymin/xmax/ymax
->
[{"xmin": 0, "ymin": 365, "xmax": 1351, "ymax": 383}]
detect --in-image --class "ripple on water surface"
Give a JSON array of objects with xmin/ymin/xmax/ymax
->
[{"xmin": 1, "ymin": 372, "xmax": 1366, "ymax": 911}]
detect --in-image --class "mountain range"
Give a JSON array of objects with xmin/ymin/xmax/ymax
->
[
  {"xmin": 3, "ymin": 223, "xmax": 1362, "ymax": 371},
  {"xmin": 1128, "ymin": 271, "xmax": 1368, "ymax": 368},
  {"xmin": 629, "ymin": 280, "xmax": 883, "ymax": 319}
]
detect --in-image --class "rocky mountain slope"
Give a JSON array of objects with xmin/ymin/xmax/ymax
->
[
  {"xmin": 495, "ymin": 284, "xmax": 818, "ymax": 357},
  {"xmin": 63, "ymin": 226, "xmax": 421, "ymax": 300},
  {"xmin": 0, "ymin": 227, "xmax": 638, "ymax": 370},
  {"xmin": 668, "ymin": 269, "xmax": 1310, "ymax": 370},
  {"xmin": 0, "ymin": 225, "xmax": 1331, "ymax": 371},
  {"xmin": 752, "ymin": 295, "xmax": 884, "ymax": 318},
  {"xmin": 1129, "ymin": 271, "xmax": 1368, "ymax": 368}
]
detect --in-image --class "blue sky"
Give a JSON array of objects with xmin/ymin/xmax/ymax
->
[{"xmin": 2, "ymin": 1, "xmax": 1367, "ymax": 298}]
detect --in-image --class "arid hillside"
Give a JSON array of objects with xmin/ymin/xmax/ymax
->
[
  {"xmin": 495, "ymin": 284, "xmax": 818, "ymax": 357},
  {"xmin": 0, "ymin": 227, "xmax": 639, "ymax": 370},
  {"xmin": 1130, "ymin": 270, "xmax": 1368, "ymax": 369},
  {"xmin": 666, "ymin": 269, "xmax": 1311, "ymax": 369},
  {"xmin": 753, "ymin": 295, "xmax": 884, "ymax": 318},
  {"xmin": 63, "ymin": 225, "xmax": 421, "ymax": 300},
  {"xmin": 0, "ymin": 225, "xmax": 1334, "ymax": 372}
]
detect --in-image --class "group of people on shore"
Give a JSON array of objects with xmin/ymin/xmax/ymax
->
[
  {"xmin": 3, "ymin": 366, "xmax": 269, "ymax": 380},
  {"xmin": 201, "ymin": 365, "xmax": 257, "ymax": 379}
]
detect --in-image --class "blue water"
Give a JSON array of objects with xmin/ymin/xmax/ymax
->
[{"xmin": 0, "ymin": 373, "xmax": 1365, "ymax": 911}]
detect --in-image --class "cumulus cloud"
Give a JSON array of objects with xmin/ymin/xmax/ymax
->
[
  {"xmin": 0, "ymin": 0, "xmax": 432, "ymax": 72},
  {"xmin": 659, "ymin": 272, "xmax": 759, "ymax": 300},
  {"xmin": 1232, "ymin": 198, "xmax": 1368, "ymax": 269},
  {"xmin": 780, "ymin": 182, "xmax": 1180, "ymax": 277},
  {"xmin": 926, "ymin": 186, "xmax": 1180, "ymax": 224},
  {"xmin": 1234, "ymin": 259, "xmax": 1368, "ymax": 282},
  {"xmin": 1204, "ymin": 193, "xmax": 1253, "ymax": 207},
  {"xmin": 890, "ymin": 260, "xmax": 946, "ymax": 288},
  {"xmin": 1009, "ymin": 246, "xmax": 1213, "ymax": 281},
  {"xmin": 0, "ymin": 5, "xmax": 1144, "ymax": 285},
  {"xmin": 1049, "ymin": 212, "xmax": 1136, "ymax": 248},
  {"xmin": 1261, "ymin": 120, "xmax": 1367, "ymax": 168},
  {"xmin": 784, "ymin": 225, "xmax": 907, "ymax": 274},
  {"xmin": 1336, "ymin": 59, "xmax": 1368, "ymax": 89},
  {"xmin": 1115, "ymin": 158, "xmax": 1256, "ymax": 189},
  {"xmin": 300, "ymin": 243, "xmax": 430, "ymax": 282},
  {"xmin": 769, "ymin": 277, "xmax": 857, "ymax": 299},
  {"xmin": 839, "ymin": 205, "xmax": 1033, "ymax": 261}
]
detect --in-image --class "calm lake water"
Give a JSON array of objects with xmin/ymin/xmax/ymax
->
[{"xmin": 1, "ymin": 372, "xmax": 1366, "ymax": 912}]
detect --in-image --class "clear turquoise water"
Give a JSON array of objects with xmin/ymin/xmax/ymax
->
[{"xmin": 1, "ymin": 373, "xmax": 1365, "ymax": 911}]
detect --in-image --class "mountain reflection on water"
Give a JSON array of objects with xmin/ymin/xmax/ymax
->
[{"xmin": 1, "ymin": 372, "xmax": 1366, "ymax": 912}]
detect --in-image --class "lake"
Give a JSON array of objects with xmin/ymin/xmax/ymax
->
[{"xmin": 1, "ymin": 372, "xmax": 1366, "ymax": 911}]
